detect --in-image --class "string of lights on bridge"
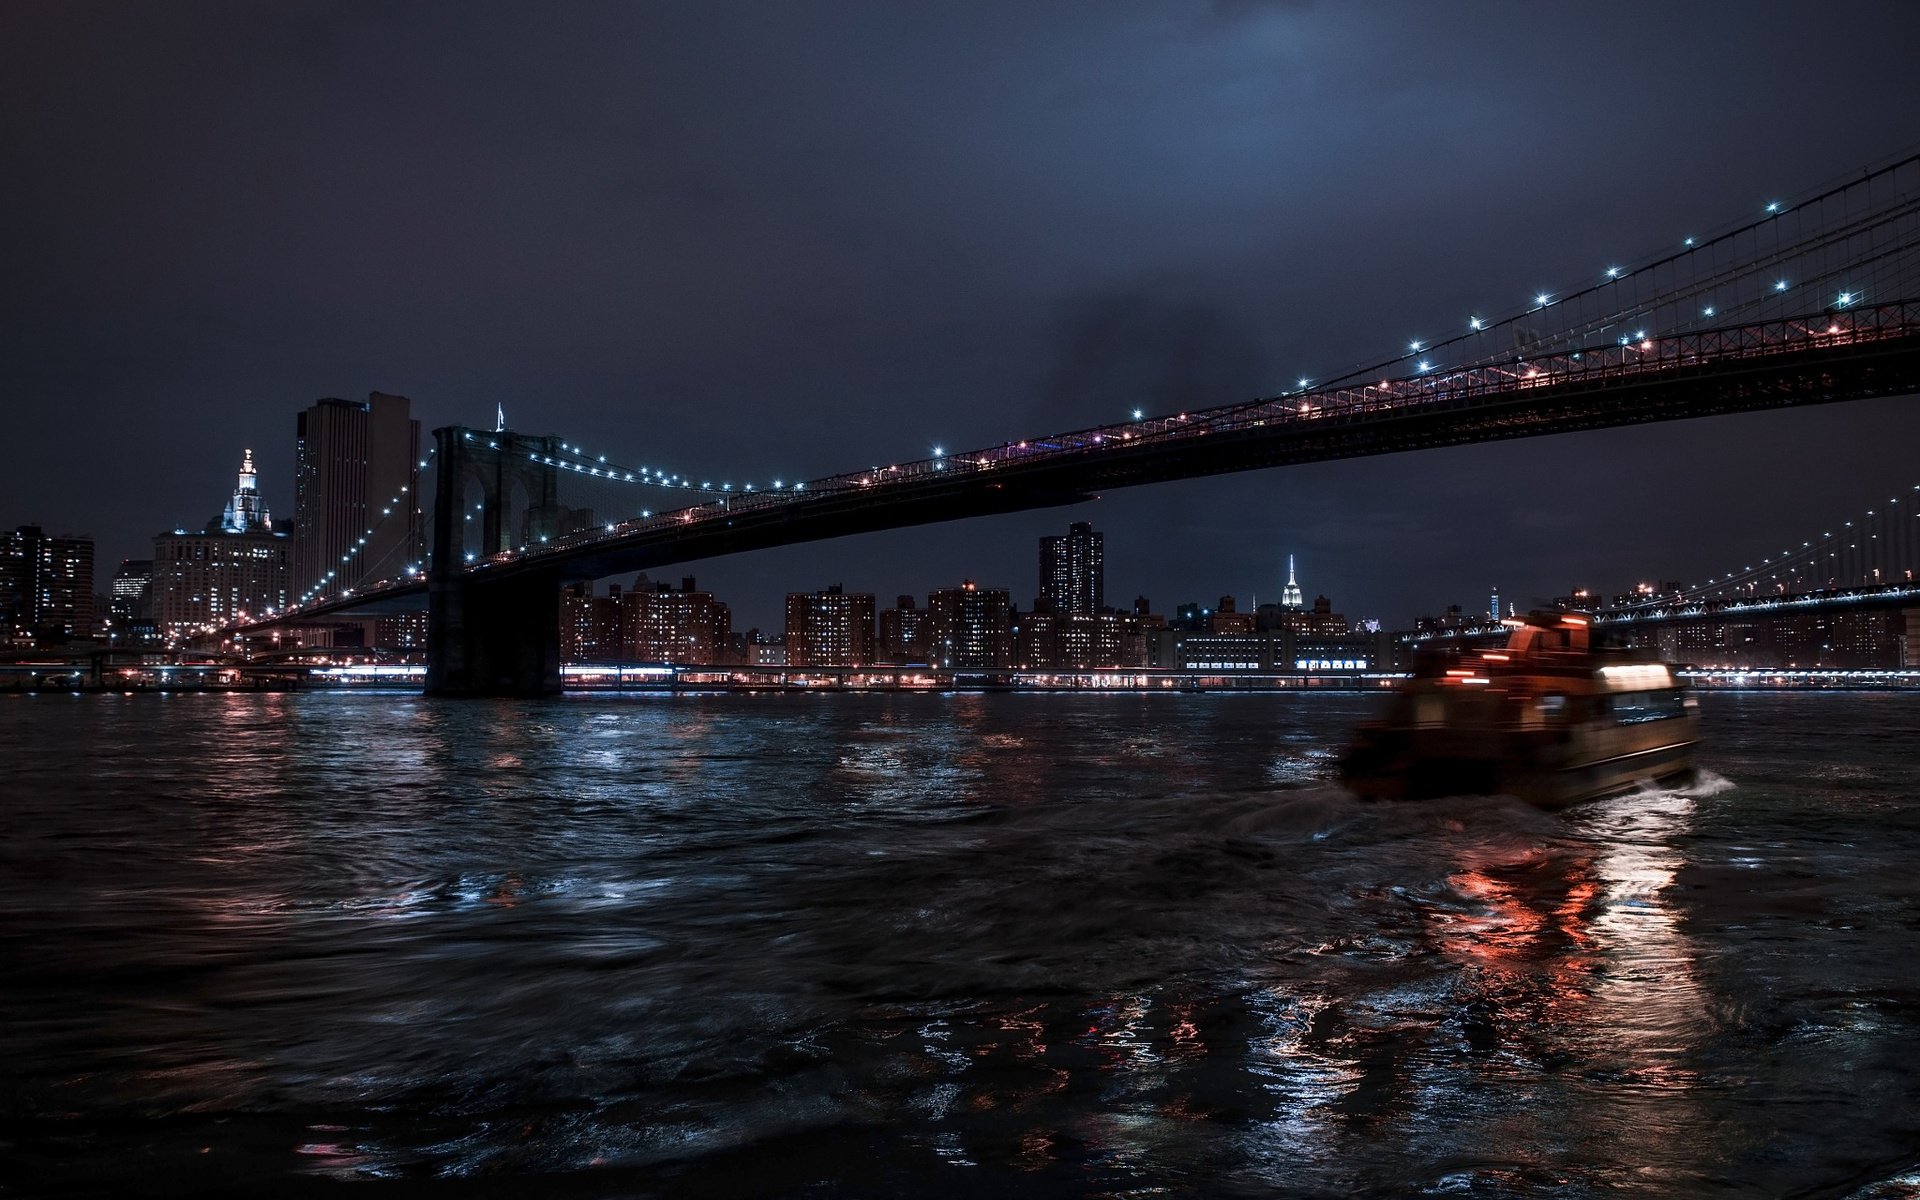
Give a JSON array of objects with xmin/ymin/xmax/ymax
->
[
  {"xmin": 1668, "ymin": 484, "xmax": 1920, "ymax": 603},
  {"xmin": 288, "ymin": 446, "xmax": 439, "ymax": 609},
  {"xmin": 1326, "ymin": 180, "xmax": 1898, "ymax": 399},
  {"xmin": 533, "ymin": 155, "xmax": 1917, "ymax": 511}
]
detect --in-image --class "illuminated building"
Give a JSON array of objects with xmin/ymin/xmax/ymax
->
[
  {"xmin": 785, "ymin": 584, "xmax": 876, "ymax": 667},
  {"xmin": 107, "ymin": 559, "xmax": 157, "ymax": 647},
  {"xmin": 1208, "ymin": 595, "xmax": 1255, "ymax": 635},
  {"xmin": 294, "ymin": 392, "xmax": 421, "ymax": 601},
  {"xmin": 373, "ymin": 613, "xmax": 430, "ymax": 655},
  {"xmin": 878, "ymin": 595, "xmax": 932, "ymax": 664},
  {"xmin": 560, "ymin": 582, "xmax": 623, "ymax": 662},
  {"xmin": 1149, "ymin": 626, "xmax": 1395, "ymax": 674},
  {"xmin": 220, "ymin": 448, "xmax": 272, "ymax": 533},
  {"xmin": 1039, "ymin": 521, "xmax": 1103, "ymax": 616},
  {"xmin": 152, "ymin": 451, "xmax": 291, "ymax": 642},
  {"xmin": 1625, "ymin": 608, "xmax": 1907, "ymax": 669},
  {"xmin": 928, "ymin": 580, "xmax": 1011, "ymax": 670},
  {"xmin": 619, "ymin": 576, "xmax": 732, "ymax": 665},
  {"xmin": 1281, "ymin": 554, "xmax": 1304, "ymax": 609},
  {"xmin": 1259, "ymin": 591, "xmax": 1350, "ymax": 636},
  {"xmin": 0, "ymin": 525, "xmax": 95, "ymax": 645},
  {"xmin": 1013, "ymin": 609, "xmax": 1138, "ymax": 669}
]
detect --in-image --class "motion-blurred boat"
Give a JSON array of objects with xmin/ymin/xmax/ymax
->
[{"xmin": 1341, "ymin": 611, "xmax": 1699, "ymax": 807}]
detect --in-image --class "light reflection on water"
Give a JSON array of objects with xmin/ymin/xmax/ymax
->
[{"xmin": 2, "ymin": 690, "xmax": 1918, "ymax": 1196}]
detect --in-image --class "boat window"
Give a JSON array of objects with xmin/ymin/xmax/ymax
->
[{"xmin": 1609, "ymin": 688, "xmax": 1689, "ymax": 724}]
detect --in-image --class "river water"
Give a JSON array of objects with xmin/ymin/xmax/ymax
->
[{"xmin": 3, "ymin": 690, "xmax": 1918, "ymax": 1197}]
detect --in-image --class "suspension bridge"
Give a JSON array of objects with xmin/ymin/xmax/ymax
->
[{"xmin": 232, "ymin": 153, "xmax": 1920, "ymax": 694}]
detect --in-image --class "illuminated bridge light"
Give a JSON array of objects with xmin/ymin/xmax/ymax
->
[
  {"xmin": 1703, "ymin": 305, "xmax": 1715, "ymax": 317},
  {"xmin": 1766, "ymin": 201, "xmax": 1781, "ymax": 213},
  {"xmin": 1131, "ymin": 408, "xmax": 1143, "ymax": 420},
  {"xmin": 1775, "ymin": 279, "xmax": 1789, "ymax": 292},
  {"xmin": 1534, "ymin": 292, "xmax": 1550, "ymax": 307},
  {"xmin": 1408, "ymin": 339, "xmax": 1422, "ymax": 352},
  {"xmin": 1684, "ymin": 236, "xmax": 1695, "ymax": 247},
  {"xmin": 1606, "ymin": 266, "xmax": 1622, "ymax": 278},
  {"xmin": 1468, "ymin": 317, "xmax": 1483, "ymax": 331},
  {"xmin": 1838, "ymin": 291, "xmax": 1854, "ymax": 306}
]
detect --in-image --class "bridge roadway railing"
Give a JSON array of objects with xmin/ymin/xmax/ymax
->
[{"xmin": 456, "ymin": 302, "xmax": 1920, "ymax": 576}]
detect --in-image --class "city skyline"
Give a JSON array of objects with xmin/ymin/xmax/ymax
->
[{"xmin": 5, "ymin": 4, "xmax": 1920, "ymax": 633}]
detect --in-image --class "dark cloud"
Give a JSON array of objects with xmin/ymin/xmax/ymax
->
[{"xmin": 1042, "ymin": 293, "xmax": 1269, "ymax": 429}]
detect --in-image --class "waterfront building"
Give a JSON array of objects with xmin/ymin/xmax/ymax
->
[
  {"xmin": 560, "ymin": 583, "xmax": 623, "ymax": 662},
  {"xmin": 1013, "ymin": 609, "xmax": 1139, "ymax": 669},
  {"xmin": 928, "ymin": 580, "xmax": 1011, "ymax": 670},
  {"xmin": 1150, "ymin": 626, "xmax": 1396, "ymax": 675},
  {"xmin": 785, "ymin": 584, "xmax": 876, "ymax": 667},
  {"xmin": 1039, "ymin": 521, "xmax": 1103, "ymax": 616},
  {"xmin": 152, "ymin": 451, "xmax": 291, "ymax": 643},
  {"xmin": 294, "ymin": 392, "xmax": 422, "ymax": 603},
  {"xmin": 0, "ymin": 525, "xmax": 95, "ymax": 645},
  {"xmin": 620, "ymin": 576, "xmax": 732, "ymax": 665},
  {"xmin": 878, "ymin": 594, "xmax": 932, "ymax": 664},
  {"xmin": 1625, "ymin": 608, "xmax": 1908, "ymax": 670}
]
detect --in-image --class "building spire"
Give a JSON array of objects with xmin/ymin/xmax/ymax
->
[
  {"xmin": 496, "ymin": 402, "xmax": 507, "ymax": 433},
  {"xmin": 220, "ymin": 447, "xmax": 271, "ymax": 532},
  {"xmin": 1281, "ymin": 553, "xmax": 1304, "ymax": 609}
]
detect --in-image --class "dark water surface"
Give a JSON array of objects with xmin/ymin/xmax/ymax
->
[{"xmin": 4, "ymin": 690, "xmax": 1920, "ymax": 1198}]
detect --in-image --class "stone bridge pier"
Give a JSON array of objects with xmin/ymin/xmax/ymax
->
[{"xmin": 424, "ymin": 425, "xmax": 568, "ymax": 696}]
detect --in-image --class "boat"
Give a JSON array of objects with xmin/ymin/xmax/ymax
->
[{"xmin": 1340, "ymin": 611, "xmax": 1699, "ymax": 807}]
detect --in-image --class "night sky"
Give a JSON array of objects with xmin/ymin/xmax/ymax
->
[{"xmin": 5, "ymin": 1, "xmax": 1919, "ymax": 629}]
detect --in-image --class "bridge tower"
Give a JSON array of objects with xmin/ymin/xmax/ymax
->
[{"xmin": 424, "ymin": 425, "xmax": 570, "ymax": 696}]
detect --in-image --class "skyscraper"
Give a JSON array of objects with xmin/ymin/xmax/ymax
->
[
  {"xmin": 294, "ymin": 392, "xmax": 421, "ymax": 603},
  {"xmin": 1039, "ymin": 521, "xmax": 1103, "ymax": 615},
  {"xmin": 0, "ymin": 525, "xmax": 95, "ymax": 645}
]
